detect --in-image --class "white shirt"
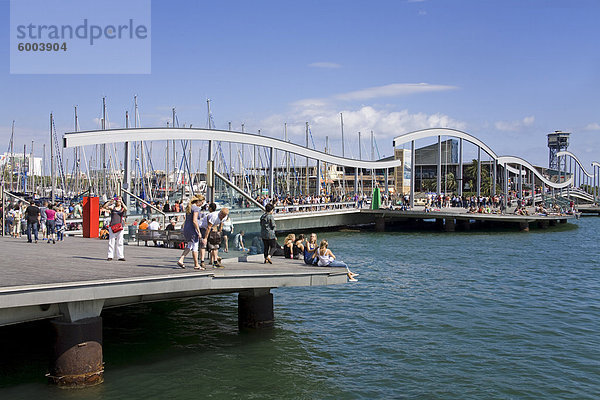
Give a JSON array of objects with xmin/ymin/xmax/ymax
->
[
  {"xmin": 200, "ymin": 210, "xmax": 227, "ymax": 229},
  {"xmin": 149, "ymin": 221, "xmax": 160, "ymax": 230}
]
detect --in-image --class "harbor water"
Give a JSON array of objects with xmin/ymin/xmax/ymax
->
[{"xmin": 0, "ymin": 218, "xmax": 598, "ymax": 399}]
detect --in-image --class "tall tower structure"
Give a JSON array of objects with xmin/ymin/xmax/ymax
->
[{"xmin": 547, "ymin": 131, "xmax": 570, "ymax": 171}]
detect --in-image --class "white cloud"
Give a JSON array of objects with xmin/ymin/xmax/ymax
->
[
  {"xmin": 257, "ymin": 102, "xmax": 466, "ymax": 158},
  {"xmin": 308, "ymin": 62, "xmax": 341, "ymax": 69},
  {"xmin": 333, "ymin": 83, "xmax": 457, "ymax": 102},
  {"xmin": 290, "ymin": 83, "xmax": 458, "ymax": 113},
  {"xmin": 494, "ymin": 115, "xmax": 535, "ymax": 131},
  {"xmin": 584, "ymin": 122, "xmax": 600, "ymax": 131}
]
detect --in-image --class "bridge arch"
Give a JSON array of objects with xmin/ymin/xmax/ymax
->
[
  {"xmin": 556, "ymin": 151, "xmax": 594, "ymax": 178},
  {"xmin": 64, "ymin": 127, "xmax": 403, "ymax": 169},
  {"xmin": 496, "ymin": 156, "xmax": 572, "ymax": 189}
]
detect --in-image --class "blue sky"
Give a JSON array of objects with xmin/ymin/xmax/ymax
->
[{"xmin": 1, "ymin": 0, "xmax": 599, "ymax": 169}]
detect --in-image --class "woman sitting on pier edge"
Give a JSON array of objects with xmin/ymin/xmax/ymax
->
[
  {"xmin": 293, "ymin": 234, "xmax": 305, "ymax": 259},
  {"xmin": 283, "ymin": 233, "xmax": 296, "ymax": 259},
  {"xmin": 303, "ymin": 233, "xmax": 319, "ymax": 265},
  {"xmin": 316, "ymin": 239, "xmax": 358, "ymax": 282}
]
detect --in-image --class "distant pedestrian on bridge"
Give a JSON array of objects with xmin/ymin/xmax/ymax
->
[{"xmin": 102, "ymin": 196, "xmax": 127, "ymax": 261}]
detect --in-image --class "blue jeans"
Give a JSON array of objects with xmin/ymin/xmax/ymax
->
[
  {"xmin": 46, "ymin": 220, "xmax": 56, "ymax": 235},
  {"xmin": 56, "ymin": 224, "xmax": 64, "ymax": 241},
  {"xmin": 328, "ymin": 260, "xmax": 348, "ymax": 268},
  {"xmin": 27, "ymin": 221, "xmax": 39, "ymax": 242}
]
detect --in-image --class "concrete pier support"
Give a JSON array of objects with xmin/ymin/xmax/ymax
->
[
  {"xmin": 49, "ymin": 300, "xmax": 104, "ymax": 388},
  {"xmin": 375, "ymin": 217, "xmax": 386, "ymax": 232},
  {"xmin": 435, "ymin": 218, "xmax": 444, "ymax": 230},
  {"xmin": 49, "ymin": 317, "xmax": 103, "ymax": 388},
  {"xmin": 518, "ymin": 221, "xmax": 530, "ymax": 232},
  {"xmin": 537, "ymin": 220, "xmax": 549, "ymax": 229},
  {"xmin": 457, "ymin": 219, "xmax": 470, "ymax": 231},
  {"xmin": 444, "ymin": 218, "xmax": 456, "ymax": 232},
  {"xmin": 549, "ymin": 219, "xmax": 557, "ymax": 226},
  {"xmin": 238, "ymin": 289, "xmax": 274, "ymax": 330}
]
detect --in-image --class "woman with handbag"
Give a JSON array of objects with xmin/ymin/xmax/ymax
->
[{"xmin": 103, "ymin": 196, "xmax": 127, "ymax": 261}]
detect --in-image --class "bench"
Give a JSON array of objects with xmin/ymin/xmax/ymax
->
[{"xmin": 136, "ymin": 229, "xmax": 185, "ymax": 248}]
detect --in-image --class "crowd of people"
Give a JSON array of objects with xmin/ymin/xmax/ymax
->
[{"xmin": 1, "ymin": 200, "xmax": 73, "ymax": 243}]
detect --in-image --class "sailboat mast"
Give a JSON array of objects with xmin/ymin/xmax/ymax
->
[
  {"xmin": 50, "ymin": 113, "xmax": 55, "ymax": 203},
  {"xmin": 340, "ymin": 113, "xmax": 346, "ymax": 198},
  {"xmin": 305, "ymin": 122, "xmax": 309, "ymax": 195},
  {"xmin": 9, "ymin": 120, "xmax": 15, "ymax": 191}
]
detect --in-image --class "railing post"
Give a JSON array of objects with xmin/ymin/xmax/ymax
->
[
  {"xmin": 437, "ymin": 135, "xmax": 441, "ymax": 195},
  {"xmin": 492, "ymin": 159, "xmax": 497, "ymax": 197},
  {"xmin": 410, "ymin": 140, "xmax": 415, "ymax": 209},
  {"xmin": 316, "ymin": 159, "xmax": 321, "ymax": 197},
  {"xmin": 503, "ymin": 163, "xmax": 508, "ymax": 209},
  {"xmin": 207, "ymin": 140, "xmax": 214, "ymax": 203},
  {"xmin": 123, "ymin": 141, "xmax": 131, "ymax": 210},
  {"xmin": 458, "ymin": 138, "xmax": 463, "ymax": 196},
  {"xmin": 268, "ymin": 147, "xmax": 274, "ymax": 200},
  {"xmin": 477, "ymin": 146, "xmax": 481, "ymax": 197}
]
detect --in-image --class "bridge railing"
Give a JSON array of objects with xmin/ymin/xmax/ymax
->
[{"xmin": 273, "ymin": 201, "xmax": 357, "ymax": 214}]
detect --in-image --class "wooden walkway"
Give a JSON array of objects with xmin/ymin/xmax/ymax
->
[{"xmin": 0, "ymin": 237, "xmax": 348, "ymax": 326}]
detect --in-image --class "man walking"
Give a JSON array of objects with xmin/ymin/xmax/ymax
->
[{"xmin": 25, "ymin": 202, "xmax": 41, "ymax": 243}]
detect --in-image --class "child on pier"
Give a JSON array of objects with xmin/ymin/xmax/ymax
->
[{"xmin": 316, "ymin": 239, "xmax": 358, "ymax": 282}]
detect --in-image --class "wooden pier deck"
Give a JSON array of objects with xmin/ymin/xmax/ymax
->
[
  {"xmin": 361, "ymin": 206, "xmax": 573, "ymax": 231},
  {"xmin": 0, "ymin": 236, "xmax": 348, "ymax": 327},
  {"xmin": 578, "ymin": 205, "xmax": 600, "ymax": 215}
]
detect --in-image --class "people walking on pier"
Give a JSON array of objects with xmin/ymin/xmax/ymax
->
[
  {"xmin": 260, "ymin": 203, "xmax": 277, "ymax": 264},
  {"xmin": 55, "ymin": 206, "xmax": 66, "ymax": 242},
  {"xmin": 39, "ymin": 201, "xmax": 48, "ymax": 239},
  {"xmin": 10, "ymin": 203, "xmax": 23, "ymax": 238},
  {"xmin": 316, "ymin": 239, "xmax": 357, "ymax": 282},
  {"xmin": 25, "ymin": 202, "xmax": 41, "ymax": 243},
  {"xmin": 45, "ymin": 204, "xmax": 56, "ymax": 244},
  {"xmin": 203, "ymin": 205, "xmax": 229, "ymax": 268},
  {"xmin": 221, "ymin": 216, "xmax": 233, "ymax": 252},
  {"xmin": 178, "ymin": 194, "xmax": 205, "ymax": 270},
  {"xmin": 102, "ymin": 196, "xmax": 127, "ymax": 261}
]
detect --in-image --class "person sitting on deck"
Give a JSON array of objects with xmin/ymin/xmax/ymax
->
[
  {"xmin": 293, "ymin": 234, "xmax": 305, "ymax": 259},
  {"xmin": 148, "ymin": 218, "xmax": 161, "ymax": 246},
  {"xmin": 315, "ymin": 239, "xmax": 358, "ymax": 282},
  {"xmin": 283, "ymin": 233, "xmax": 296, "ymax": 259},
  {"xmin": 303, "ymin": 233, "xmax": 319, "ymax": 265},
  {"xmin": 234, "ymin": 230, "xmax": 248, "ymax": 252}
]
